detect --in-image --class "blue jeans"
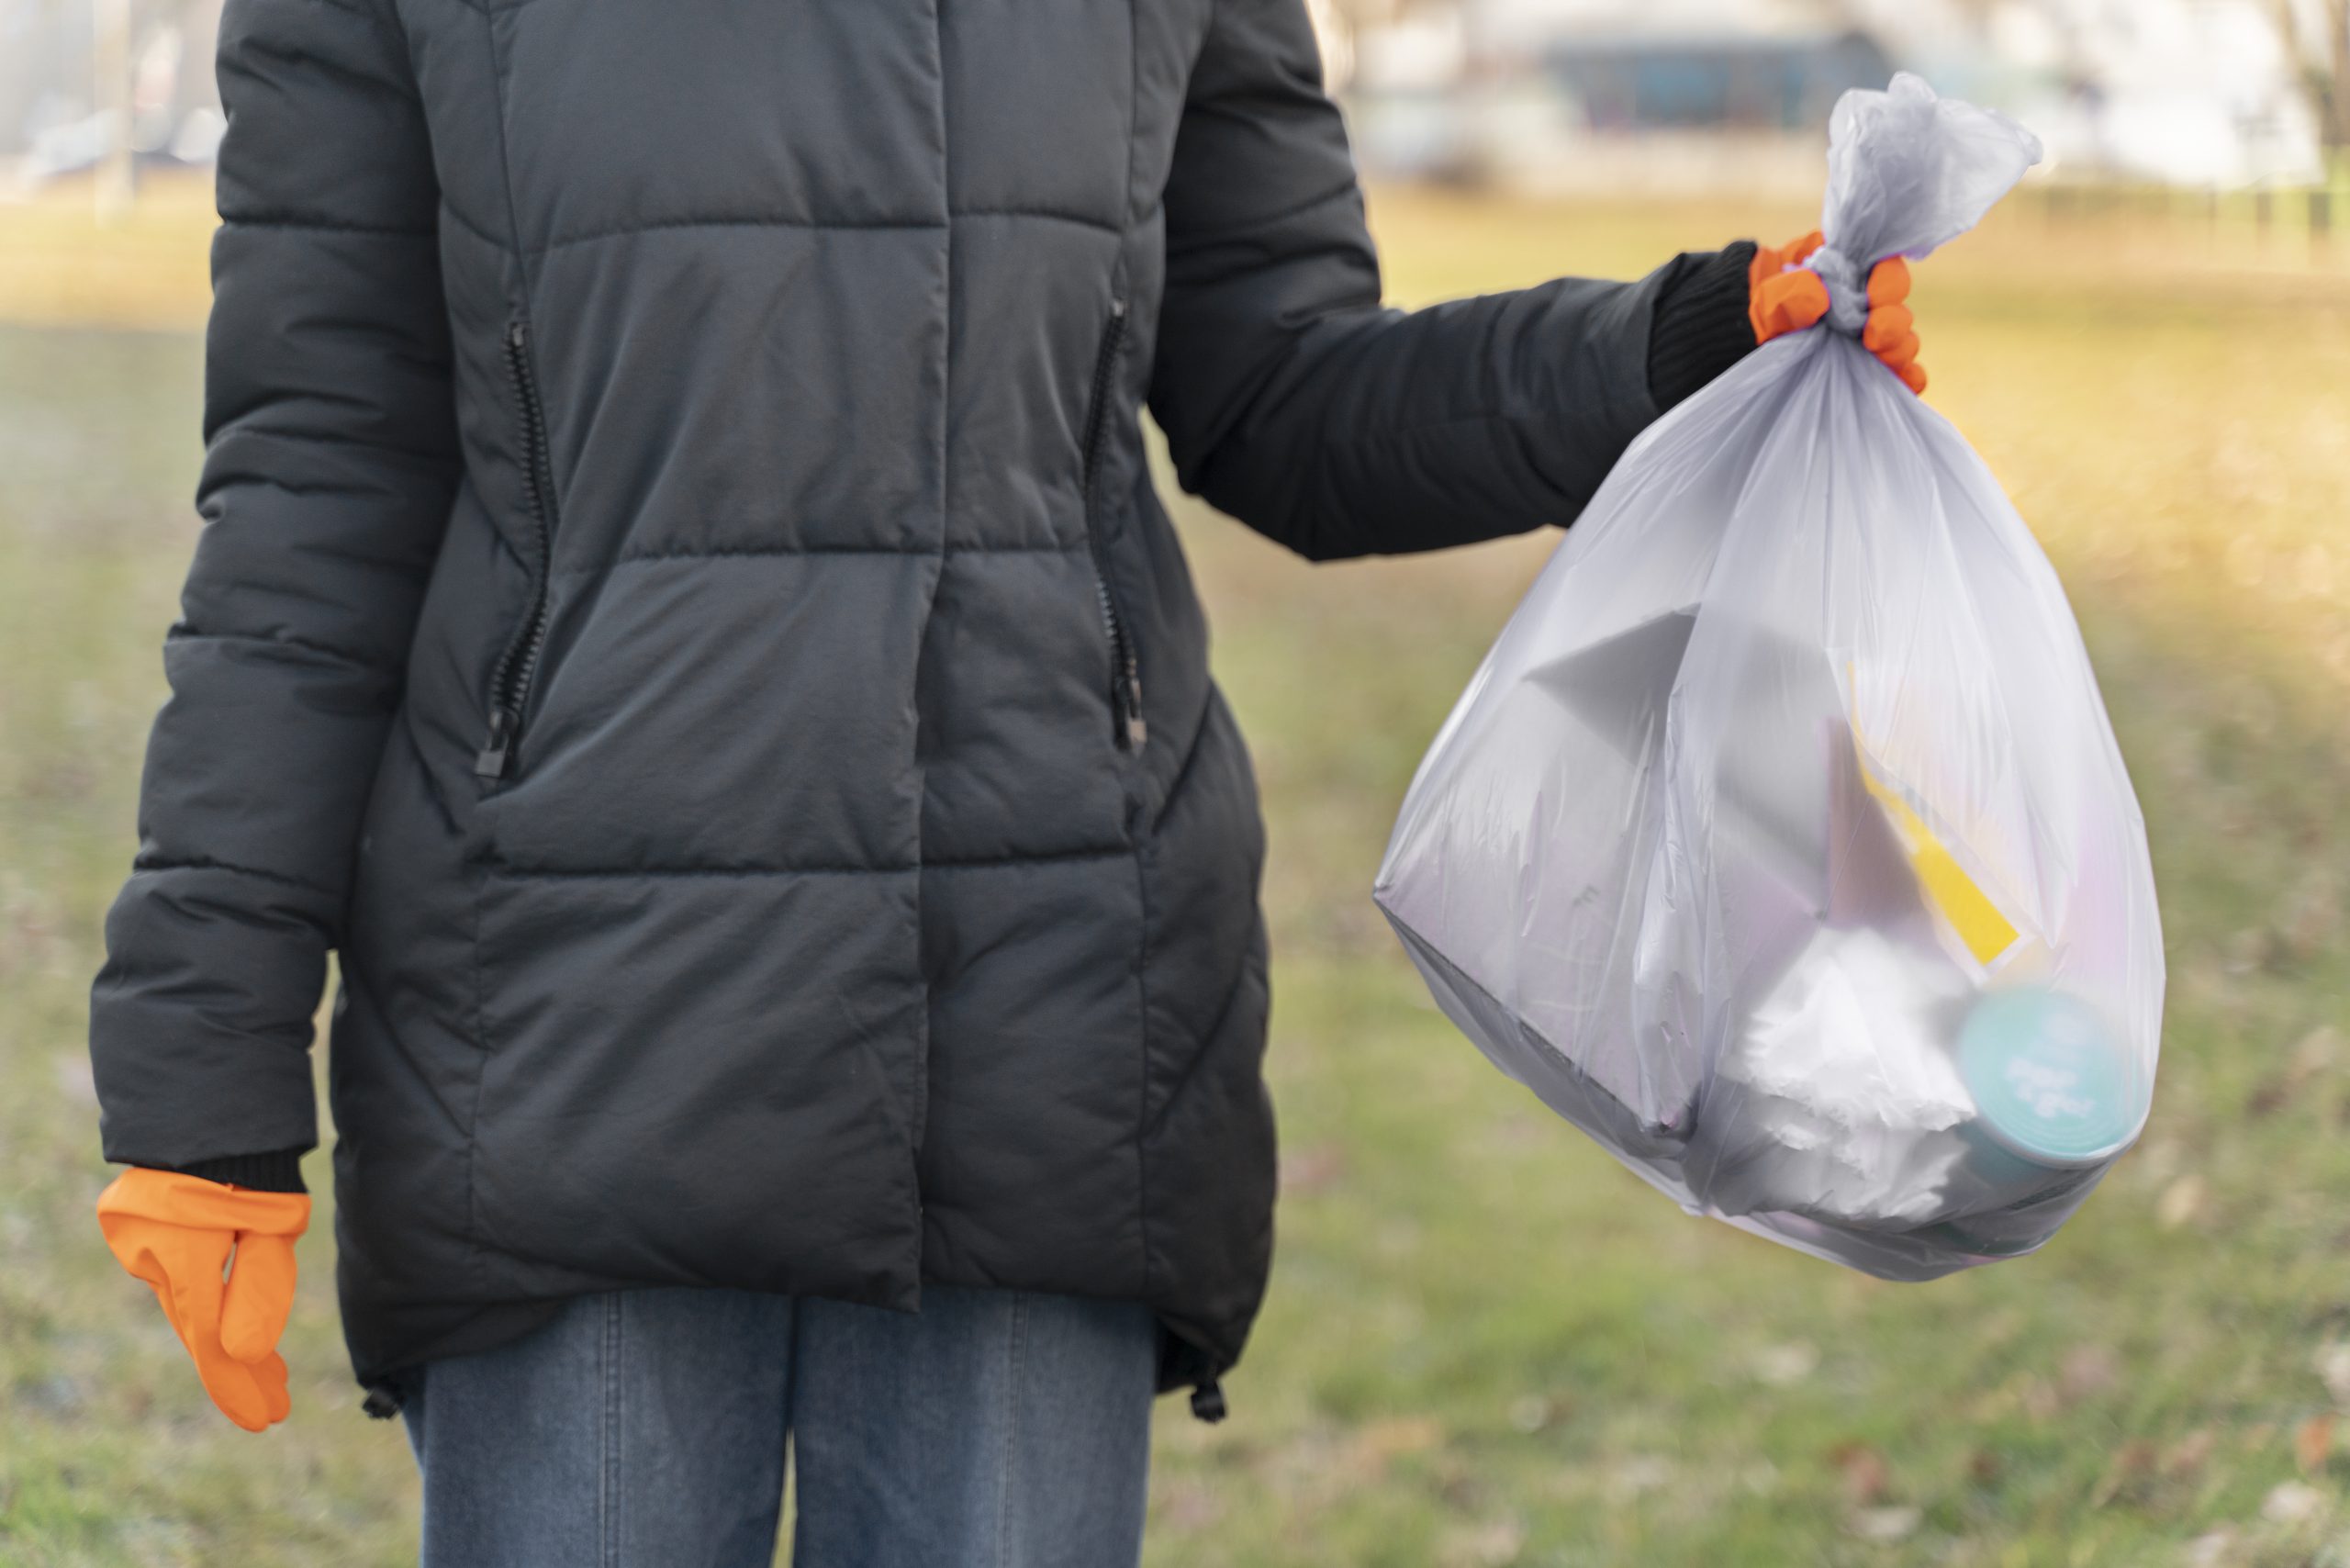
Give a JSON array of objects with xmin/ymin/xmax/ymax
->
[{"xmin": 400, "ymin": 1286, "xmax": 1159, "ymax": 1568}]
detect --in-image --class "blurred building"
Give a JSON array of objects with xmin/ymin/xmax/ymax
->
[
  {"xmin": 1339, "ymin": 0, "xmax": 2331, "ymax": 191},
  {"xmin": 1541, "ymin": 25, "xmax": 1897, "ymax": 133}
]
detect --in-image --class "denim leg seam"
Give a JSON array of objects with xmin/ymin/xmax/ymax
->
[
  {"xmin": 600, "ymin": 1295, "xmax": 623, "ymax": 1568},
  {"xmin": 993, "ymin": 1294, "xmax": 1029, "ymax": 1568}
]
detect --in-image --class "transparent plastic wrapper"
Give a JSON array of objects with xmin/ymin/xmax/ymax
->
[{"xmin": 1373, "ymin": 76, "xmax": 2163, "ymax": 1280}]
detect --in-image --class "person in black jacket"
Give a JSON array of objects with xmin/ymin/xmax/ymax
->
[{"xmin": 86, "ymin": 0, "xmax": 1921, "ymax": 1559}]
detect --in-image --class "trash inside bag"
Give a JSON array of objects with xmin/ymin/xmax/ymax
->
[{"xmin": 1372, "ymin": 75, "xmax": 2163, "ymax": 1280}]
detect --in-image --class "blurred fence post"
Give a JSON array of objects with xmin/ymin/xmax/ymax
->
[
  {"xmin": 92, "ymin": 0, "xmax": 135, "ymax": 220},
  {"xmin": 2032, "ymin": 178, "xmax": 2349, "ymax": 267}
]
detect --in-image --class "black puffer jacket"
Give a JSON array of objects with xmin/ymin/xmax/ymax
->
[{"xmin": 89, "ymin": 0, "xmax": 1751, "ymax": 1413}]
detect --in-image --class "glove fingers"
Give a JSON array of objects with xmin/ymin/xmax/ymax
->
[
  {"xmin": 1749, "ymin": 232, "xmax": 1827, "ymax": 302},
  {"xmin": 221, "ymin": 1232, "xmax": 298, "ymax": 1365},
  {"xmin": 193, "ymin": 1347, "xmax": 281, "ymax": 1433},
  {"xmin": 157, "ymin": 1226, "xmax": 233, "ymax": 1355},
  {"xmin": 1875, "ymin": 330, "xmax": 1922, "ymax": 374},
  {"xmin": 1868, "ymin": 256, "xmax": 1912, "ymax": 308},
  {"xmin": 1862, "ymin": 304, "xmax": 1914, "ymax": 353},
  {"xmin": 253, "ymin": 1350, "xmax": 292, "ymax": 1426},
  {"xmin": 1751, "ymin": 270, "xmax": 1830, "ymax": 344},
  {"xmin": 1899, "ymin": 362, "xmax": 1929, "ymax": 396},
  {"xmin": 147, "ymin": 1230, "xmax": 287, "ymax": 1429}
]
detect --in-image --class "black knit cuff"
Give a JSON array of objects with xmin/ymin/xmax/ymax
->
[
  {"xmin": 1647, "ymin": 241, "xmax": 1760, "ymax": 412},
  {"xmin": 155, "ymin": 1148, "xmax": 308, "ymax": 1193}
]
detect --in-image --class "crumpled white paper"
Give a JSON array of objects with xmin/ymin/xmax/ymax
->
[{"xmin": 1714, "ymin": 927, "xmax": 1975, "ymax": 1225}]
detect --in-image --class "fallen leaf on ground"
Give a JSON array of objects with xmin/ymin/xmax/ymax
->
[
  {"xmin": 1440, "ymin": 1517, "xmax": 1525, "ymax": 1568},
  {"xmin": 1156, "ymin": 1479, "xmax": 1223, "ymax": 1533},
  {"xmin": 1356, "ymin": 1416, "xmax": 1444, "ymax": 1465},
  {"xmin": 1278, "ymin": 1144, "xmax": 1346, "ymax": 1196},
  {"xmin": 1751, "ymin": 1341, "xmax": 1819, "ymax": 1386},
  {"xmin": 2061, "ymin": 1343, "xmax": 2121, "ymax": 1403},
  {"xmin": 2163, "ymin": 1429, "xmax": 2217, "ymax": 1479},
  {"xmin": 2317, "ymin": 1341, "xmax": 2350, "ymax": 1407},
  {"xmin": 2132, "ymin": 1137, "xmax": 2182, "ymax": 1185},
  {"xmin": 1848, "ymin": 1505, "xmax": 1922, "ymax": 1542},
  {"xmin": 2296, "ymin": 1412, "xmax": 2336, "ymax": 1475},
  {"xmin": 2183, "ymin": 1526, "xmax": 2238, "ymax": 1568},
  {"xmin": 1830, "ymin": 1442, "xmax": 1890, "ymax": 1505},
  {"xmin": 2089, "ymin": 1439, "xmax": 2158, "ymax": 1508},
  {"xmin": 1609, "ymin": 1455, "xmax": 1673, "ymax": 1497},
  {"xmin": 2290, "ymin": 1026, "xmax": 2342, "ymax": 1084},
  {"xmin": 2261, "ymin": 1480, "xmax": 2325, "ymax": 1523},
  {"xmin": 2244, "ymin": 1076, "xmax": 2291, "ymax": 1117},
  {"xmin": 2157, "ymin": 1173, "xmax": 2210, "ymax": 1229}
]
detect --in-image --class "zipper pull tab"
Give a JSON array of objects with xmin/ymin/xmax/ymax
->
[
  {"xmin": 474, "ymin": 708, "xmax": 516, "ymax": 779},
  {"xmin": 1118, "ymin": 669, "xmax": 1147, "ymax": 751},
  {"xmin": 1189, "ymin": 1378, "xmax": 1227, "ymax": 1423}
]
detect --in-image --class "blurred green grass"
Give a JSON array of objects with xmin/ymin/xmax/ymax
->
[{"xmin": 3, "ymin": 182, "xmax": 2348, "ymax": 1566}]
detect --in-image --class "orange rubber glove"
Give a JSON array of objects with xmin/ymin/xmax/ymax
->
[
  {"xmin": 97, "ymin": 1168, "xmax": 309, "ymax": 1431},
  {"xmin": 1749, "ymin": 230, "xmax": 1928, "ymax": 396}
]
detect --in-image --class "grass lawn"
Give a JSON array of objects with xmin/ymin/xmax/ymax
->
[{"xmin": 2, "ymin": 175, "xmax": 2347, "ymax": 1566}]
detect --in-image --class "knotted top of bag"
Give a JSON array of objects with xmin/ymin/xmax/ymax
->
[{"xmin": 1806, "ymin": 73, "xmax": 2043, "ymax": 331}]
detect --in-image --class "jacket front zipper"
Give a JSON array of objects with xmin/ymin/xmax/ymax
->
[
  {"xmin": 1081, "ymin": 298, "xmax": 1146, "ymax": 751},
  {"xmin": 475, "ymin": 319, "xmax": 559, "ymax": 779}
]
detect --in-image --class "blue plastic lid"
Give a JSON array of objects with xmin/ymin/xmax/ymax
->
[{"xmin": 1957, "ymin": 988, "xmax": 2139, "ymax": 1167}]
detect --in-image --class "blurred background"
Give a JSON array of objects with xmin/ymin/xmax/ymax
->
[{"xmin": 3, "ymin": 2, "xmax": 2347, "ymax": 1565}]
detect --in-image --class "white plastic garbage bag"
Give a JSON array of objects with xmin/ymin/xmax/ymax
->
[{"xmin": 1372, "ymin": 75, "xmax": 2163, "ymax": 1280}]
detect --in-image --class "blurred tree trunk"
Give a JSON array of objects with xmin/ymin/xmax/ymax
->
[
  {"xmin": 2273, "ymin": 0, "xmax": 2350, "ymax": 174},
  {"xmin": 1945, "ymin": 0, "xmax": 2099, "ymax": 92}
]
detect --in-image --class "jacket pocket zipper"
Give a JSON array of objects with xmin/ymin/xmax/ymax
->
[
  {"xmin": 475, "ymin": 319, "xmax": 559, "ymax": 779},
  {"xmin": 1080, "ymin": 298, "xmax": 1145, "ymax": 751}
]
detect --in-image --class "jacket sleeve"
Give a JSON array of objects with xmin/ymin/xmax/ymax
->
[
  {"xmin": 1149, "ymin": 0, "xmax": 1690, "ymax": 562},
  {"xmin": 88, "ymin": 0, "xmax": 458, "ymax": 1179}
]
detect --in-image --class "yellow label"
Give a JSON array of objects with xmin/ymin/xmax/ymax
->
[
  {"xmin": 1852, "ymin": 762, "xmax": 2022, "ymax": 966},
  {"xmin": 1845, "ymin": 662, "xmax": 2022, "ymax": 968}
]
